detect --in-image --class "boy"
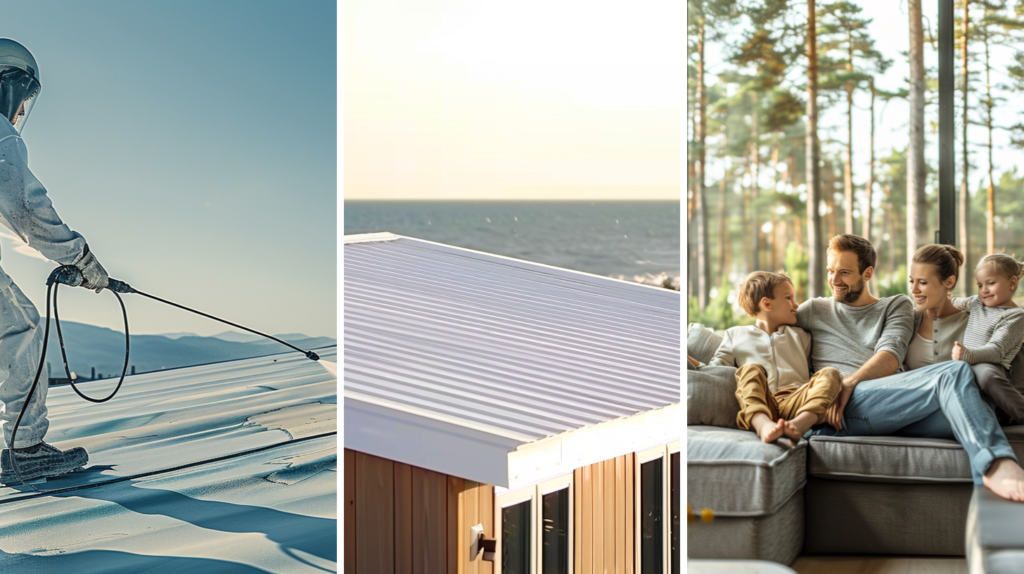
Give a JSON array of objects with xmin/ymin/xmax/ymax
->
[{"xmin": 688, "ymin": 272, "xmax": 843, "ymax": 443}]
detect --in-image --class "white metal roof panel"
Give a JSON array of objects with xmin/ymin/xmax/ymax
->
[{"xmin": 343, "ymin": 234, "xmax": 680, "ymax": 483}]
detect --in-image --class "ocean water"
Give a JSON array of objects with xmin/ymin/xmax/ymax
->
[{"xmin": 344, "ymin": 201, "xmax": 680, "ymax": 289}]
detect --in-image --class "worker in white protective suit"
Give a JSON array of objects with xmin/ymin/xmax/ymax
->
[{"xmin": 0, "ymin": 39, "xmax": 110, "ymax": 486}]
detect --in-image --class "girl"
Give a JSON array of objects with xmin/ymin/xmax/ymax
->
[{"xmin": 951, "ymin": 253, "xmax": 1024, "ymax": 424}]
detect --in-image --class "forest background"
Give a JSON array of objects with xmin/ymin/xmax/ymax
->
[{"xmin": 687, "ymin": 0, "xmax": 1024, "ymax": 329}]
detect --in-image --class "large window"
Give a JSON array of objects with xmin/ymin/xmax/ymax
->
[
  {"xmin": 636, "ymin": 441, "xmax": 681, "ymax": 574},
  {"xmin": 496, "ymin": 473, "xmax": 573, "ymax": 574},
  {"xmin": 688, "ymin": 0, "xmax": 946, "ymax": 322}
]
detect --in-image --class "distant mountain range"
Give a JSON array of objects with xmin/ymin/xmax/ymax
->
[{"xmin": 42, "ymin": 321, "xmax": 336, "ymax": 379}]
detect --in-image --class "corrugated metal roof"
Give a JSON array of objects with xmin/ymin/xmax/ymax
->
[{"xmin": 344, "ymin": 234, "xmax": 680, "ymax": 447}]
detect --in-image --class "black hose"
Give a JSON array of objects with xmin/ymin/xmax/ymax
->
[{"xmin": 5, "ymin": 267, "xmax": 320, "ymax": 489}]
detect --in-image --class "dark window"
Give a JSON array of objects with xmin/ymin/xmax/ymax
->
[
  {"xmin": 503, "ymin": 500, "xmax": 532, "ymax": 574},
  {"xmin": 670, "ymin": 452, "xmax": 680, "ymax": 574},
  {"xmin": 641, "ymin": 457, "xmax": 664, "ymax": 573},
  {"xmin": 541, "ymin": 488, "xmax": 569, "ymax": 574}
]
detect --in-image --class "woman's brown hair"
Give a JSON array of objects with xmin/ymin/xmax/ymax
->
[{"xmin": 912, "ymin": 244, "xmax": 964, "ymax": 288}]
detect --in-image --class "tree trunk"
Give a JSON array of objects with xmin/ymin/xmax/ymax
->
[
  {"xmin": 696, "ymin": 13, "xmax": 710, "ymax": 309},
  {"xmin": 864, "ymin": 79, "xmax": 875, "ymax": 242},
  {"xmin": 751, "ymin": 91, "xmax": 760, "ymax": 272},
  {"xmin": 885, "ymin": 184, "xmax": 896, "ymax": 277},
  {"xmin": 718, "ymin": 159, "xmax": 729, "ymax": 275},
  {"xmin": 908, "ymin": 0, "xmax": 927, "ymax": 272},
  {"xmin": 807, "ymin": 0, "xmax": 824, "ymax": 298},
  {"xmin": 845, "ymin": 31, "xmax": 855, "ymax": 234},
  {"xmin": 959, "ymin": 0, "xmax": 970, "ymax": 294},
  {"xmin": 985, "ymin": 32, "xmax": 995, "ymax": 255}
]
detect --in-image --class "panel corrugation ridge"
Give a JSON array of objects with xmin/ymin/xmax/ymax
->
[{"xmin": 344, "ymin": 237, "xmax": 680, "ymax": 442}]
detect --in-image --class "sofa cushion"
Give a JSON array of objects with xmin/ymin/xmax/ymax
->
[
  {"xmin": 687, "ymin": 365, "xmax": 740, "ymax": 428},
  {"xmin": 966, "ymin": 485, "xmax": 1024, "ymax": 574},
  {"xmin": 687, "ymin": 425, "xmax": 806, "ymax": 516},
  {"xmin": 688, "ymin": 323, "xmax": 723, "ymax": 365},
  {"xmin": 804, "ymin": 477, "xmax": 972, "ymax": 556},
  {"xmin": 808, "ymin": 426, "xmax": 1024, "ymax": 483},
  {"xmin": 687, "ymin": 487, "xmax": 804, "ymax": 565},
  {"xmin": 1010, "ymin": 349, "xmax": 1024, "ymax": 394}
]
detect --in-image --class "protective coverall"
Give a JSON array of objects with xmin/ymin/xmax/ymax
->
[{"xmin": 0, "ymin": 116, "xmax": 87, "ymax": 448}]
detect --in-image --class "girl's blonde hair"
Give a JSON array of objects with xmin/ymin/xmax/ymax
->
[{"xmin": 975, "ymin": 253, "xmax": 1024, "ymax": 282}]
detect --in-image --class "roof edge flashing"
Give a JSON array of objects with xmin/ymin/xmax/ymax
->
[
  {"xmin": 506, "ymin": 403, "xmax": 680, "ymax": 490},
  {"xmin": 344, "ymin": 232, "xmax": 402, "ymax": 244}
]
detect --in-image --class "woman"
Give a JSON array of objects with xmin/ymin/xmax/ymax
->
[{"xmin": 906, "ymin": 244, "xmax": 970, "ymax": 372}]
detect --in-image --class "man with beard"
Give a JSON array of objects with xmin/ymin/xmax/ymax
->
[{"xmin": 796, "ymin": 234, "xmax": 1024, "ymax": 502}]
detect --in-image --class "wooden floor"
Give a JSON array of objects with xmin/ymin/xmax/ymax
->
[{"xmin": 791, "ymin": 556, "xmax": 968, "ymax": 574}]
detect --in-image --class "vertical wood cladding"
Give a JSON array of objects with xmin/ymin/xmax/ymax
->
[
  {"xmin": 345, "ymin": 449, "xmax": 637, "ymax": 573},
  {"xmin": 345, "ymin": 450, "xmax": 494, "ymax": 574},
  {"xmin": 574, "ymin": 453, "xmax": 635, "ymax": 574}
]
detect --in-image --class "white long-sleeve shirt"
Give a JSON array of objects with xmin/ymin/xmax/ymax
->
[
  {"xmin": 0, "ymin": 119, "xmax": 86, "ymax": 265},
  {"xmin": 707, "ymin": 325, "xmax": 813, "ymax": 394}
]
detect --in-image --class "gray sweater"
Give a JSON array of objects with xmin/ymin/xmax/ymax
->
[{"xmin": 795, "ymin": 295, "xmax": 915, "ymax": 378}]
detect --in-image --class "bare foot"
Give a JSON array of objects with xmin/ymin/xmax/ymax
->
[
  {"xmin": 781, "ymin": 420, "xmax": 804, "ymax": 443},
  {"xmin": 983, "ymin": 458, "xmax": 1024, "ymax": 502},
  {"xmin": 757, "ymin": 418, "xmax": 785, "ymax": 443}
]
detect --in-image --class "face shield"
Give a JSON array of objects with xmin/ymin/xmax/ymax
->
[{"xmin": 0, "ymin": 67, "xmax": 40, "ymax": 134}]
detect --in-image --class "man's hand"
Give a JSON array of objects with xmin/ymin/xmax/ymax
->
[
  {"xmin": 952, "ymin": 341, "xmax": 965, "ymax": 361},
  {"xmin": 825, "ymin": 381, "xmax": 856, "ymax": 430},
  {"xmin": 72, "ymin": 244, "xmax": 109, "ymax": 293},
  {"xmin": 687, "ymin": 354, "xmax": 700, "ymax": 368}
]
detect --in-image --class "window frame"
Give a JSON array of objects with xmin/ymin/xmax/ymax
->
[
  {"xmin": 667, "ymin": 440, "xmax": 681, "ymax": 574},
  {"xmin": 495, "ymin": 472, "xmax": 574, "ymax": 574},
  {"xmin": 635, "ymin": 443, "xmax": 673, "ymax": 574}
]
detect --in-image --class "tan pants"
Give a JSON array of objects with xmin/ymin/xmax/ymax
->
[{"xmin": 734, "ymin": 363, "xmax": 843, "ymax": 430}]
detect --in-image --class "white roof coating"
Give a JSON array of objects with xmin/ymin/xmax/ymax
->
[
  {"xmin": 344, "ymin": 233, "xmax": 680, "ymax": 487},
  {"xmin": 0, "ymin": 348, "xmax": 337, "ymax": 571}
]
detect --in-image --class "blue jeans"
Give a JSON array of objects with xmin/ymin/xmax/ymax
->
[{"xmin": 808, "ymin": 361, "xmax": 1018, "ymax": 484}]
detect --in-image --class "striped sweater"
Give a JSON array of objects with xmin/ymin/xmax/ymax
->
[{"xmin": 951, "ymin": 296, "xmax": 1024, "ymax": 370}]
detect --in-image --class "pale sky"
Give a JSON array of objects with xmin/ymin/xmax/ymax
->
[
  {"xmin": 3, "ymin": 0, "xmax": 336, "ymax": 339},
  {"xmin": 343, "ymin": 0, "xmax": 683, "ymax": 201}
]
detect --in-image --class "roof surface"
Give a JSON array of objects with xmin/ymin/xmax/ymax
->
[
  {"xmin": 344, "ymin": 233, "xmax": 680, "ymax": 486},
  {"xmin": 0, "ymin": 348, "xmax": 337, "ymax": 572}
]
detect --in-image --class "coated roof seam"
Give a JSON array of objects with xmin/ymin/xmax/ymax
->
[
  {"xmin": 343, "ymin": 357, "xmax": 676, "ymax": 414},
  {"xmin": 344, "ymin": 380, "xmax": 579, "ymax": 436},
  {"xmin": 346, "ymin": 245, "xmax": 680, "ymax": 312},
  {"xmin": 345, "ymin": 320, "xmax": 680, "ymax": 379},
  {"xmin": 344, "ymin": 261, "xmax": 679, "ymax": 319},
  {"xmin": 344, "ymin": 343, "xmax": 678, "ymax": 401},
  {"xmin": 344, "ymin": 305, "xmax": 680, "ymax": 361},
  {"xmin": 345, "ymin": 286, "xmax": 681, "ymax": 346}
]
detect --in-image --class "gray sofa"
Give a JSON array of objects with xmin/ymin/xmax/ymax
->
[{"xmin": 686, "ymin": 324, "xmax": 1024, "ymax": 572}]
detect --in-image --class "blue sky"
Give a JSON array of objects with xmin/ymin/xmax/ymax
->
[{"xmin": 3, "ymin": 0, "xmax": 336, "ymax": 338}]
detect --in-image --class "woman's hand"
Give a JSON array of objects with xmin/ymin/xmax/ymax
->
[
  {"xmin": 687, "ymin": 355, "xmax": 700, "ymax": 368},
  {"xmin": 952, "ymin": 341, "xmax": 965, "ymax": 361}
]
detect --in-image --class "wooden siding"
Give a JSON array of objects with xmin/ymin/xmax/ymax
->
[
  {"xmin": 345, "ymin": 448, "xmax": 640, "ymax": 574},
  {"xmin": 460, "ymin": 480, "xmax": 496, "ymax": 574},
  {"xmin": 574, "ymin": 453, "xmax": 635, "ymax": 574},
  {"xmin": 345, "ymin": 449, "xmax": 495, "ymax": 574}
]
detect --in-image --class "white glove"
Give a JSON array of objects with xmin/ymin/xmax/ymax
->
[{"xmin": 72, "ymin": 245, "xmax": 109, "ymax": 293}]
